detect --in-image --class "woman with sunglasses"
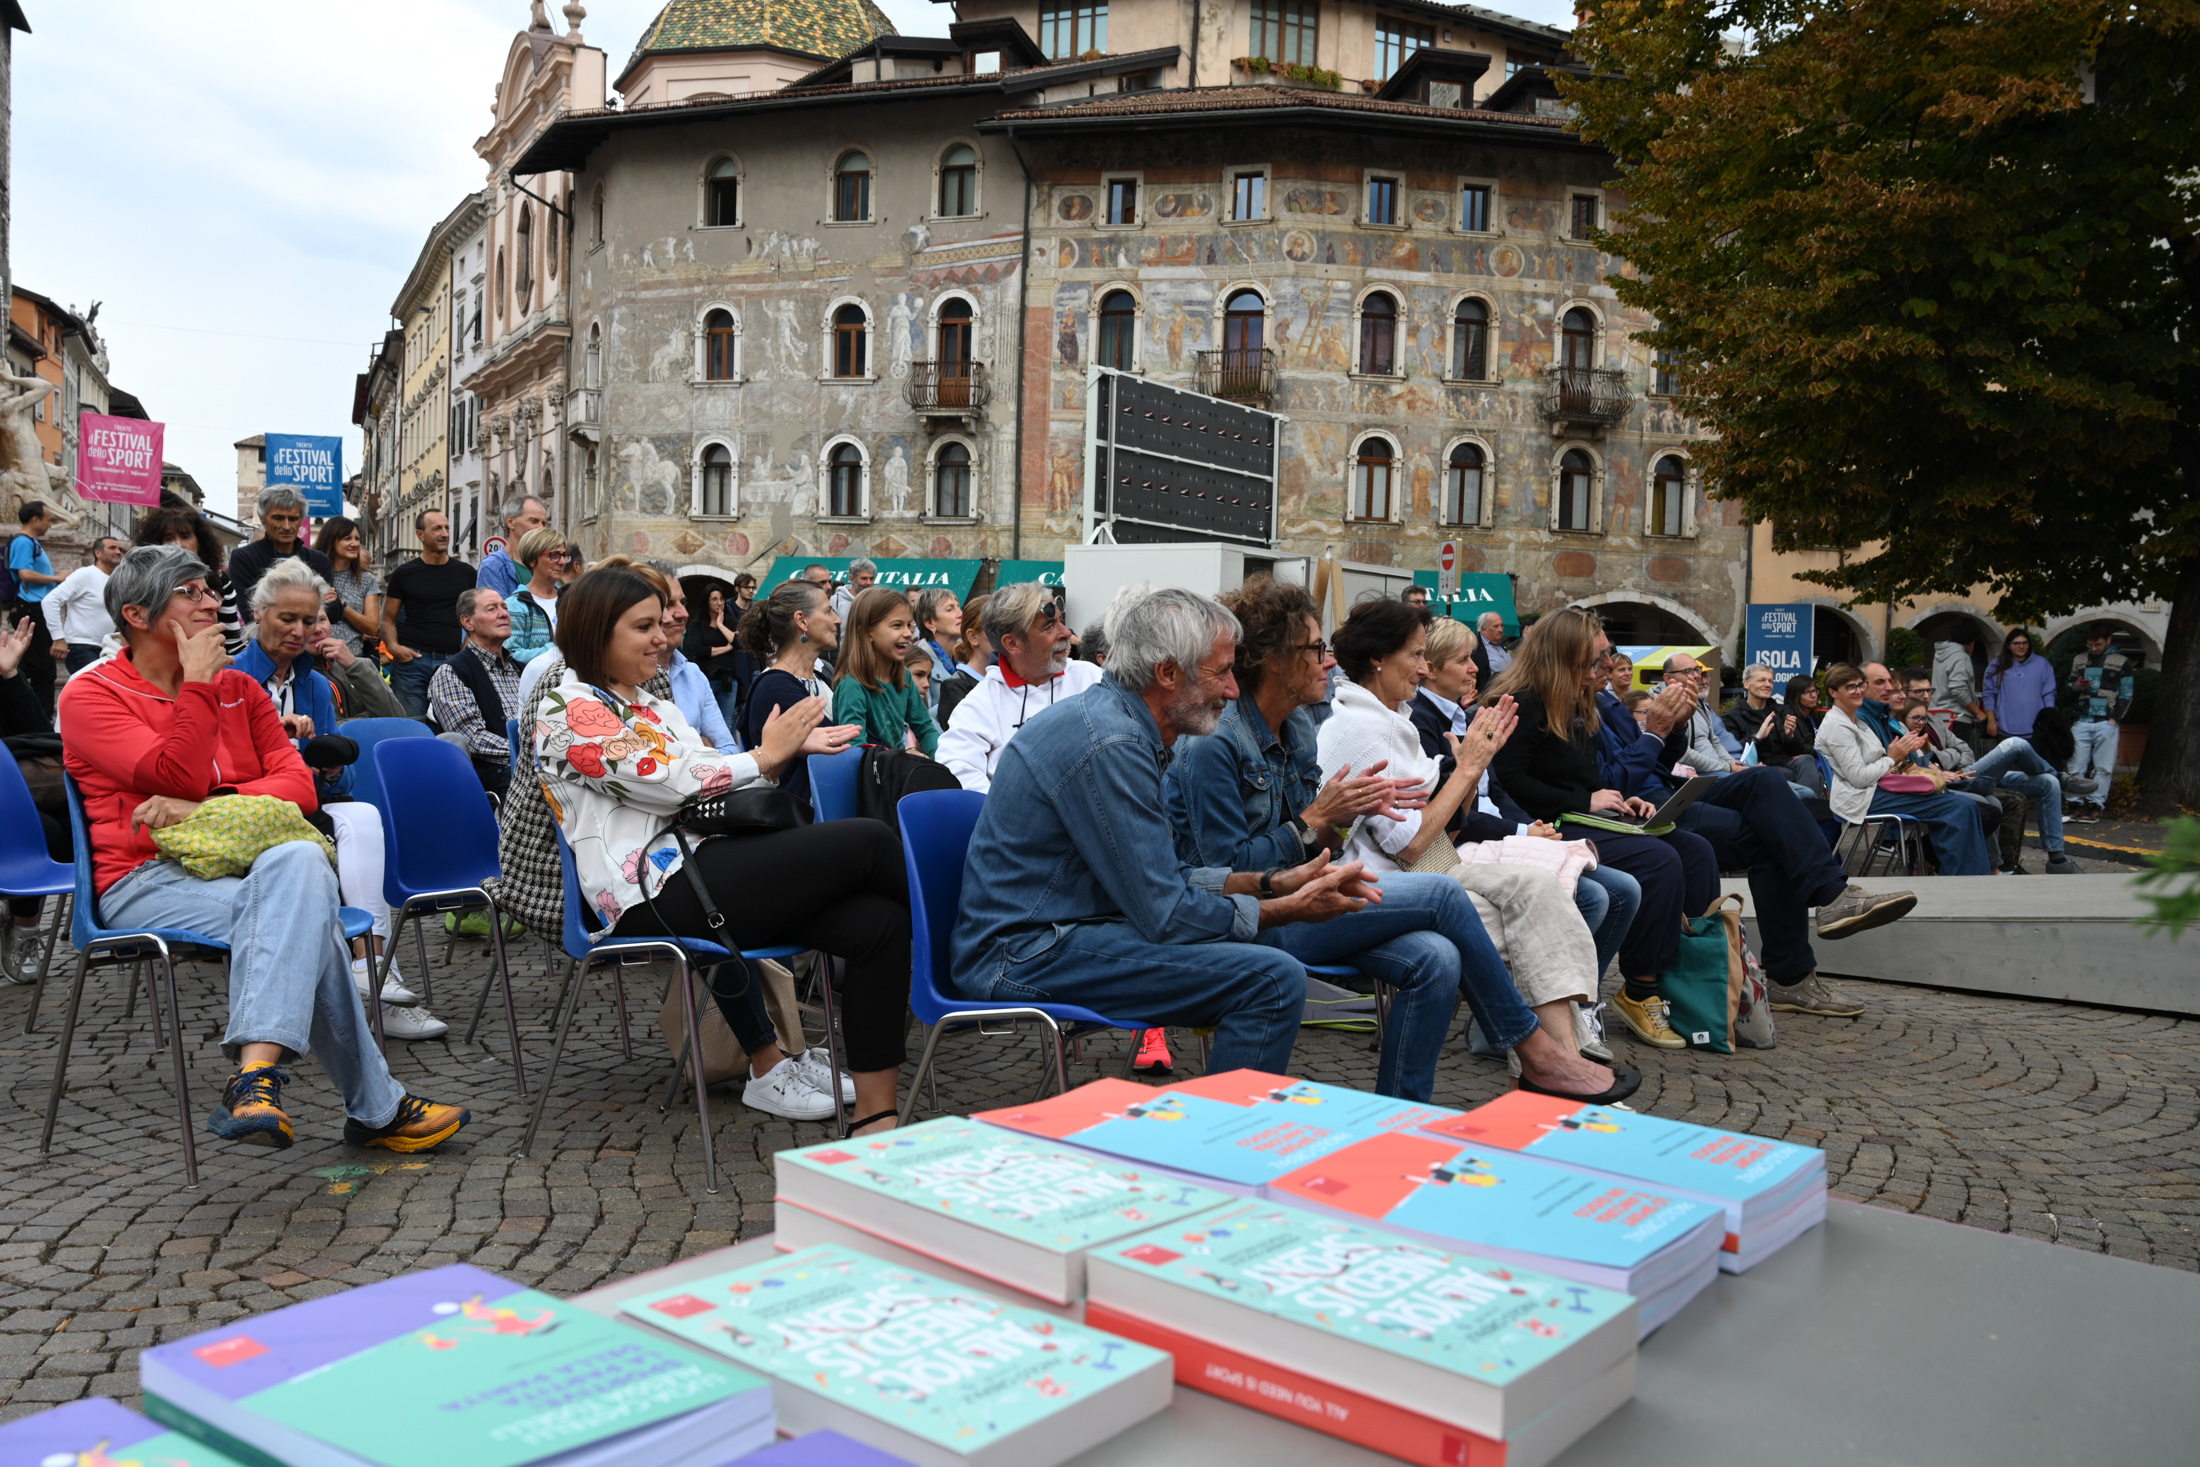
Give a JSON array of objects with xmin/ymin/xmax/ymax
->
[{"xmin": 504, "ymin": 528, "xmax": 568, "ymax": 665}]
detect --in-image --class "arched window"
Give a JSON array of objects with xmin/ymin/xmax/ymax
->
[
  {"xmin": 705, "ymin": 309, "xmax": 736, "ymax": 381},
  {"xmin": 515, "ymin": 207, "xmax": 534, "ymax": 308},
  {"xmin": 1218, "ymin": 289, "xmax": 1266, "ymax": 395},
  {"xmin": 584, "ymin": 322, "xmax": 602, "ymax": 389},
  {"xmin": 1358, "ymin": 292, "xmax": 1397, "ymax": 375},
  {"xmin": 707, "ymin": 158, "xmax": 740, "ymax": 226},
  {"xmin": 1097, "ymin": 290, "xmax": 1136, "ymax": 371},
  {"xmin": 935, "ymin": 442, "xmax": 971, "ymax": 517},
  {"xmin": 828, "ymin": 443, "xmax": 864, "ymax": 517},
  {"xmin": 833, "ymin": 152, "xmax": 871, "ymax": 222},
  {"xmin": 1351, "ymin": 437, "xmax": 1394, "ymax": 521},
  {"xmin": 1445, "ymin": 443, "xmax": 1484, "ymax": 526},
  {"xmin": 939, "ymin": 145, "xmax": 978, "ymax": 217},
  {"xmin": 1452, "ymin": 299, "xmax": 1489, "ymax": 381},
  {"xmin": 699, "ymin": 443, "xmax": 733, "ymax": 516},
  {"xmin": 832, "ymin": 304, "xmax": 868, "ymax": 378},
  {"xmin": 1557, "ymin": 448, "xmax": 1594, "ymax": 531},
  {"xmin": 1650, "ymin": 455, "xmax": 1686, "ymax": 537}
]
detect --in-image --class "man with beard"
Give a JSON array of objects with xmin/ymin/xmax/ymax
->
[
  {"xmin": 938, "ymin": 581, "xmax": 1105, "ymax": 792},
  {"xmin": 951, "ymin": 587, "xmax": 1378, "ymax": 1075}
]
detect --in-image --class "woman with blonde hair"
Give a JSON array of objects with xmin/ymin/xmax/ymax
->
[{"xmin": 504, "ymin": 527, "xmax": 570, "ymax": 666}]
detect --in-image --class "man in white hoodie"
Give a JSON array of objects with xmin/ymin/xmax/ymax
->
[{"xmin": 938, "ymin": 581, "xmax": 1103, "ymax": 792}]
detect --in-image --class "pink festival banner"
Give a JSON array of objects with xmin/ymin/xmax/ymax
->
[{"xmin": 77, "ymin": 413, "xmax": 165, "ymax": 506}]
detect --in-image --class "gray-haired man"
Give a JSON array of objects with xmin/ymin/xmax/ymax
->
[
  {"xmin": 477, "ymin": 493, "xmax": 548, "ymax": 600},
  {"xmin": 226, "ymin": 487, "xmax": 334, "ymax": 619},
  {"xmin": 830, "ymin": 557, "xmax": 877, "ymax": 618},
  {"xmin": 937, "ymin": 581, "xmax": 1103, "ymax": 792}
]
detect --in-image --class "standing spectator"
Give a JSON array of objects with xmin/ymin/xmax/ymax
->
[
  {"xmin": 313, "ymin": 517, "xmax": 382, "ymax": 659},
  {"xmin": 731, "ymin": 571, "xmax": 758, "ymax": 612},
  {"xmin": 686, "ymin": 584, "xmax": 742, "ymax": 732},
  {"xmin": 307, "ymin": 607, "xmax": 405, "ymax": 721},
  {"xmin": 379, "ymin": 509, "xmax": 475, "ymax": 717},
  {"xmin": 1401, "ymin": 584, "xmax": 1430, "ymax": 610},
  {"xmin": 0, "ymin": 615, "xmax": 65, "ymax": 984},
  {"xmin": 800, "ymin": 563, "xmax": 834, "ymax": 594},
  {"xmin": 737, "ymin": 578, "xmax": 841, "ymax": 814},
  {"xmin": 833, "ymin": 587, "xmax": 940, "ymax": 755},
  {"xmin": 1930, "ymin": 629, "xmax": 1989, "ymax": 753},
  {"xmin": 559, "ymin": 541, "xmax": 586, "ymax": 589},
  {"xmin": 45, "ymin": 534, "xmax": 123, "ymax": 675},
  {"xmin": 133, "ymin": 509, "xmax": 245, "ymax": 654},
  {"xmin": 1819, "ymin": 663, "xmax": 1993, "ymax": 875},
  {"xmin": 912, "ymin": 587, "xmax": 962, "ymax": 712},
  {"xmin": 503, "ymin": 527, "xmax": 568, "ymax": 666},
  {"xmin": 7, "ymin": 501, "xmax": 62, "ymax": 718},
  {"xmin": 426, "ymin": 588, "xmax": 520, "ymax": 797},
  {"xmin": 830, "ymin": 557, "xmax": 877, "ymax": 619},
  {"xmin": 937, "ymin": 583, "xmax": 1103, "ymax": 793},
  {"xmin": 1981, "ymin": 628, "xmax": 2054, "ymax": 741},
  {"xmin": 475, "ymin": 493, "xmax": 548, "ymax": 600},
  {"xmin": 60, "ymin": 545, "xmax": 468, "ymax": 1153},
  {"xmin": 2064, "ymin": 624, "xmax": 2136, "ymax": 822},
  {"xmin": 1605, "ymin": 649, "xmax": 1635, "ymax": 699},
  {"xmin": 1477, "ymin": 611, "xmax": 1513, "ymax": 674},
  {"xmin": 226, "ymin": 488, "xmax": 335, "ymax": 618}
]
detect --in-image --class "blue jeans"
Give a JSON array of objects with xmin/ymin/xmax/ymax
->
[
  {"xmin": 1576, "ymin": 863, "xmax": 1640, "ymax": 982},
  {"xmin": 63, "ymin": 644, "xmax": 101, "ymax": 674},
  {"xmin": 1867, "ymin": 788, "xmax": 1993, "ymax": 875},
  {"xmin": 99, "ymin": 842, "xmax": 405, "ymax": 1127},
  {"xmin": 970, "ymin": 921, "xmax": 1307, "ymax": 1079},
  {"xmin": 388, "ymin": 651, "xmax": 454, "ymax": 718},
  {"xmin": 1270, "ymin": 872, "xmax": 1534, "ymax": 1101},
  {"xmin": 1969, "ymin": 737, "xmax": 2066, "ymax": 854},
  {"xmin": 2064, "ymin": 722, "xmax": 2118, "ymax": 807}
]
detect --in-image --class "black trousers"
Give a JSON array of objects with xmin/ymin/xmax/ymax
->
[
  {"xmin": 1594, "ymin": 828, "xmax": 1718, "ymax": 980},
  {"xmin": 613, "ymin": 819, "xmax": 912, "ymax": 1072},
  {"xmin": 1677, "ymin": 766, "xmax": 1852, "ymax": 984}
]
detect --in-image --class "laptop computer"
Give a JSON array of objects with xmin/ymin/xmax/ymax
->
[{"xmin": 1561, "ymin": 774, "xmax": 1720, "ymax": 835}]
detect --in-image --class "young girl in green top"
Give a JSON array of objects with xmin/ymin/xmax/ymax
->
[{"xmin": 832, "ymin": 586, "xmax": 941, "ymax": 755}]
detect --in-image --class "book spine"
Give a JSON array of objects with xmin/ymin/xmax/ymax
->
[
  {"xmin": 1082, "ymin": 1303, "xmax": 1509, "ymax": 1467},
  {"xmin": 141, "ymin": 1393, "xmax": 292, "ymax": 1467}
]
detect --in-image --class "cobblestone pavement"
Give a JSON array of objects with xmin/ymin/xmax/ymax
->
[{"xmin": 0, "ymin": 931, "xmax": 2194, "ymax": 1418}]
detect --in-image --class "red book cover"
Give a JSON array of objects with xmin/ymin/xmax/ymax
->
[{"xmin": 973, "ymin": 1077, "xmax": 1158, "ymax": 1139}]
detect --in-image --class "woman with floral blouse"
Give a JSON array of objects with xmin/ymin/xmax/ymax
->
[{"xmin": 535, "ymin": 567, "xmax": 913, "ymax": 1135}]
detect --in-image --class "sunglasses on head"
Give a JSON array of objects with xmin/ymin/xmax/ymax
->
[{"xmin": 1031, "ymin": 601, "xmax": 1060, "ymax": 630}]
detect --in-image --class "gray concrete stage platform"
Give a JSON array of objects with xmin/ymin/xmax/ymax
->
[
  {"xmin": 578, "ymin": 1200, "xmax": 2200, "ymax": 1467},
  {"xmin": 1723, "ymin": 873, "xmax": 2197, "ymax": 1015}
]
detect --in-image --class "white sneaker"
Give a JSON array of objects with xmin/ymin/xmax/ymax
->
[
  {"xmin": 742, "ymin": 1058, "xmax": 836, "ymax": 1121},
  {"xmin": 794, "ymin": 1046, "xmax": 856, "ymax": 1104},
  {"xmin": 352, "ymin": 957, "xmax": 421, "ymax": 1007},
  {"xmin": 379, "ymin": 1003, "xmax": 448, "ymax": 1040}
]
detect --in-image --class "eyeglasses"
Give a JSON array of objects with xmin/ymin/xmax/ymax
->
[
  {"xmin": 170, "ymin": 584, "xmax": 221, "ymax": 605},
  {"xmin": 1295, "ymin": 639, "xmax": 1330, "ymax": 659}
]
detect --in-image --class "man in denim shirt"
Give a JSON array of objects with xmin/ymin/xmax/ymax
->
[{"xmin": 954, "ymin": 589, "xmax": 1383, "ymax": 1080}]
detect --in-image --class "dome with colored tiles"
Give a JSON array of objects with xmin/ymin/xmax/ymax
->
[{"xmin": 624, "ymin": 0, "xmax": 896, "ymax": 70}]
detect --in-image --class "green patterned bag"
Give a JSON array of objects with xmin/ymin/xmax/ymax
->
[{"xmin": 150, "ymin": 795, "xmax": 335, "ymax": 881}]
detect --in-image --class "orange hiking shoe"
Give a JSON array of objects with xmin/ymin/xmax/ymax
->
[
  {"xmin": 1133, "ymin": 1027, "xmax": 1173, "ymax": 1076},
  {"xmin": 344, "ymin": 1095, "xmax": 470, "ymax": 1152},
  {"xmin": 208, "ymin": 1061, "xmax": 294, "ymax": 1149}
]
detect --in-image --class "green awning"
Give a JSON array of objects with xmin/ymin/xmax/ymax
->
[
  {"xmin": 764, "ymin": 556, "xmax": 983, "ymax": 600},
  {"xmin": 993, "ymin": 560, "xmax": 1065, "ymax": 588},
  {"xmin": 1412, "ymin": 571, "xmax": 1519, "ymax": 636}
]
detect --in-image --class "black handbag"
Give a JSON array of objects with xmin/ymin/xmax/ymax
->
[{"xmin": 677, "ymin": 784, "xmax": 807, "ymax": 838}]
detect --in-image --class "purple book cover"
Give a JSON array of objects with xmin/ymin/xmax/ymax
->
[
  {"xmin": 0, "ymin": 1397, "xmax": 247, "ymax": 1465},
  {"xmin": 735, "ymin": 1430, "xmax": 915, "ymax": 1466},
  {"xmin": 140, "ymin": 1263, "xmax": 524, "ymax": 1403}
]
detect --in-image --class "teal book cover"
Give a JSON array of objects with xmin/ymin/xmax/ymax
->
[
  {"xmin": 1096, "ymin": 1200, "xmax": 1633, "ymax": 1385},
  {"xmin": 779, "ymin": 1116, "xmax": 1231, "ymax": 1250},
  {"xmin": 621, "ymin": 1246, "xmax": 1169, "ymax": 1455}
]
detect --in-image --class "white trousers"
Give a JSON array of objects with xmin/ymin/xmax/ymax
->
[{"xmin": 325, "ymin": 801, "xmax": 391, "ymax": 942}]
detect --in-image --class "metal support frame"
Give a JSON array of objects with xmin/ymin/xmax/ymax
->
[
  {"xmin": 16, "ymin": 893, "xmax": 68, "ymax": 1035},
  {"xmin": 1836, "ymin": 815, "xmax": 1924, "ymax": 878},
  {"xmin": 381, "ymin": 887, "xmax": 522, "ymax": 1094},
  {"xmin": 40, "ymin": 932, "xmax": 203, "ymax": 1188},
  {"xmin": 897, "ymin": 1006, "xmax": 1072, "ymax": 1129}
]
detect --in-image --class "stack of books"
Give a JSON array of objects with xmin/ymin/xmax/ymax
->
[
  {"xmin": 974, "ymin": 1070, "xmax": 1457, "ymax": 1194},
  {"xmin": 772, "ymin": 1115, "xmax": 1232, "ymax": 1314},
  {"xmin": 0, "ymin": 1396, "xmax": 250, "ymax": 1467},
  {"xmin": 619, "ymin": 1244, "xmax": 1173, "ymax": 1467},
  {"xmin": 739, "ymin": 1429, "xmax": 916, "ymax": 1464},
  {"xmin": 139, "ymin": 1263, "xmax": 776, "ymax": 1467},
  {"xmin": 1084, "ymin": 1199, "xmax": 1639, "ymax": 1467},
  {"xmin": 1266, "ymin": 1130, "xmax": 1725, "ymax": 1336},
  {"xmin": 1420, "ymin": 1091, "xmax": 1828, "ymax": 1271}
]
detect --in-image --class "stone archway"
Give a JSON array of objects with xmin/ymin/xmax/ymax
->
[{"xmin": 1568, "ymin": 592, "xmax": 1721, "ymax": 650}]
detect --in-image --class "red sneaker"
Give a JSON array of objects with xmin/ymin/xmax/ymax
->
[{"xmin": 1133, "ymin": 1027, "xmax": 1173, "ymax": 1076}]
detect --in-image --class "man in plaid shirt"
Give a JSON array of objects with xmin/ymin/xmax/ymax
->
[
  {"xmin": 428, "ymin": 588, "xmax": 522, "ymax": 798},
  {"xmin": 2064, "ymin": 623, "xmax": 2139, "ymax": 823}
]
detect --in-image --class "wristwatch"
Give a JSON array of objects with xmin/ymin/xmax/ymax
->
[
  {"xmin": 1259, "ymin": 866, "xmax": 1286, "ymax": 898},
  {"xmin": 1286, "ymin": 815, "xmax": 1320, "ymax": 854}
]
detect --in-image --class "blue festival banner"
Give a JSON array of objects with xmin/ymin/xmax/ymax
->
[
  {"xmin": 264, "ymin": 433, "xmax": 345, "ymax": 516},
  {"xmin": 1744, "ymin": 603, "xmax": 1813, "ymax": 679}
]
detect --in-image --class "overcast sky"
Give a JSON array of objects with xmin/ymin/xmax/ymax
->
[{"xmin": 11, "ymin": 0, "xmax": 1573, "ymax": 520}]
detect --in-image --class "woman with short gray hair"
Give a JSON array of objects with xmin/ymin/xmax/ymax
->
[{"xmin": 59, "ymin": 545, "xmax": 468, "ymax": 1153}]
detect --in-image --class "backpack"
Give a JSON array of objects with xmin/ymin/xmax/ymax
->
[
  {"xmin": 0, "ymin": 536, "xmax": 19, "ymax": 606},
  {"xmin": 854, "ymin": 745, "xmax": 963, "ymax": 837}
]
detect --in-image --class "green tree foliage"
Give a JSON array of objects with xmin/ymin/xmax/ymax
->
[{"xmin": 1563, "ymin": 0, "xmax": 2200, "ymax": 810}]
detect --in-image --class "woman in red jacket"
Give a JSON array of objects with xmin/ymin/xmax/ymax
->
[{"xmin": 57, "ymin": 545, "xmax": 467, "ymax": 1153}]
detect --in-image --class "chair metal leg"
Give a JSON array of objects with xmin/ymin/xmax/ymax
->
[
  {"xmin": 139, "ymin": 960, "xmax": 167, "ymax": 1052},
  {"xmin": 674, "ymin": 954, "xmax": 719, "ymax": 1193},
  {"xmin": 1026, "ymin": 1017, "xmax": 1069, "ymax": 1105},
  {"xmin": 611, "ymin": 959, "xmax": 633, "ymax": 1062},
  {"xmin": 156, "ymin": 953, "xmax": 198, "ymax": 1189},
  {"xmin": 1373, "ymin": 981, "xmax": 1392, "ymax": 1051},
  {"xmin": 897, "ymin": 1021, "xmax": 948, "ymax": 1129},
  {"xmin": 483, "ymin": 899, "xmax": 525, "ymax": 1098},
  {"xmin": 124, "ymin": 959, "xmax": 141, "ymax": 1021},
  {"xmin": 40, "ymin": 949, "xmax": 94, "ymax": 1156},
  {"xmin": 20, "ymin": 893, "xmax": 67, "ymax": 1035},
  {"xmin": 927, "ymin": 1061, "xmax": 940, "ymax": 1113},
  {"xmin": 413, "ymin": 917, "xmax": 435, "ymax": 1004},
  {"xmin": 815, "ymin": 955, "xmax": 846, "ymax": 1134},
  {"xmin": 521, "ymin": 950, "xmax": 592, "ymax": 1158}
]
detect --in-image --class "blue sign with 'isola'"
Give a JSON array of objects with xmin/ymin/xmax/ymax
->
[{"xmin": 1745, "ymin": 603, "xmax": 1813, "ymax": 678}]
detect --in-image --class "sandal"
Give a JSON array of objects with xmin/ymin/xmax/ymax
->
[
  {"xmin": 1517, "ymin": 1065, "xmax": 1643, "ymax": 1106},
  {"xmin": 843, "ymin": 1109, "xmax": 899, "ymax": 1139}
]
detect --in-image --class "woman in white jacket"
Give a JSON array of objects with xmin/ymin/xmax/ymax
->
[
  {"xmin": 1818, "ymin": 662, "xmax": 1992, "ymax": 875},
  {"xmin": 534, "ymin": 567, "xmax": 915, "ymax": 1136}
]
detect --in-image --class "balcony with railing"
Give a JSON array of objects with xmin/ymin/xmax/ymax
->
[
  {"xmin": 1197, "ymin": 347, "xmax": 1276, "ymax": 405},
  {"xmin": 906, "ymin": 361, "xmax": 990, "ymax": 416},
  {"xmin": 1540, "ymin": 366, "xmax": 1630, "ymax": 429}
]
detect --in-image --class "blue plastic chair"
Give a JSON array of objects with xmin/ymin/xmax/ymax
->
[
  {"xmin": 0, "ymin": 755, "xmax": 72, "ymax": 1025},
  {"xmin": 369, "ymin": 739, "xmax": 525, "ymax": 1093},
  {"xmin": 808, "ymin": 746, "xmax": 862, "ymax": 823},
  {"xmin": 895, "ymin": 789, "xmax": 1163, "ymax": 1127},
  {"xmin": 339, "ymin": 717, "xmax": 433, "ymax": 815},
  {"xmin": 40, "ymin": 778, "xmax": 374, "ymax": 1189}
]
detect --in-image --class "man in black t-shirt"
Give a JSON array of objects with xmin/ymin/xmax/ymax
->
[{"xmin": 379, "ymin": 509, "xmax": 477, "ymax": 717}]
